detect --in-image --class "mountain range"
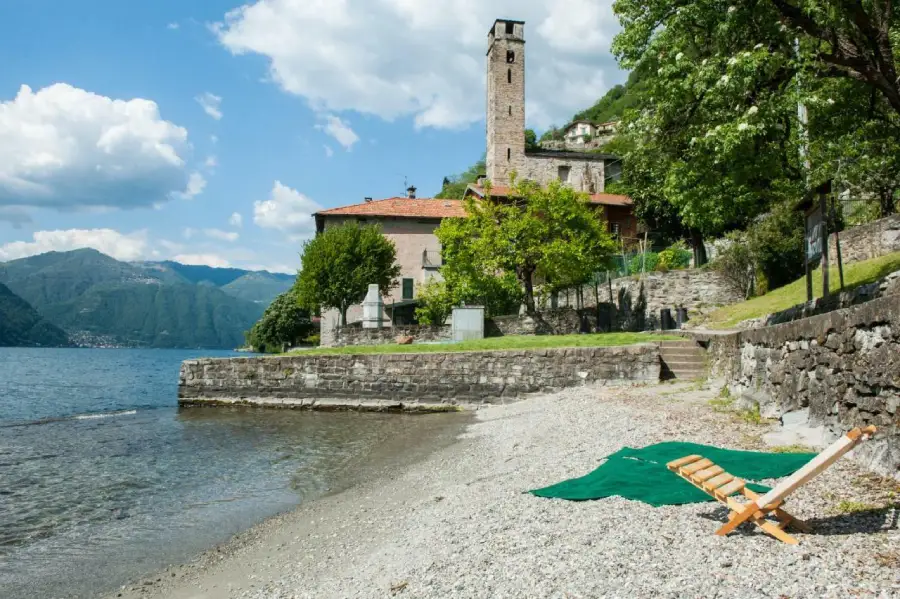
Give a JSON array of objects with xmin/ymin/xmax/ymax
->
[{"xmin": 0, "ymin": 249, "xmax": 295, "ymax": 349}]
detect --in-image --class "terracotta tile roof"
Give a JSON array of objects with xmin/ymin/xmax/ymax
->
[
  {"xmin": 465, "ymin": 185, "xmax": 633, "ymax": 207},
  {"xmin": 315, "ymin": 197, "xmax": 467, "ymax": 219}
]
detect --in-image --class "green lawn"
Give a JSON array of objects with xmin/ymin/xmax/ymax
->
[
  {"xmin": 702, "ymin": 251, "xmax": 900, "ymax": 329},
  {"xmin": 286, "ymin": 331, "xmax": 681, "ymax": 356}
]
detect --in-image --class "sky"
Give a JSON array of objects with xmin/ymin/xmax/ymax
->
[{"xmin": 0, "ymin": 0, "xmax": 624, "ymax": 274}]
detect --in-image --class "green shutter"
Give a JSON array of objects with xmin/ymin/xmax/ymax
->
[{"xmin": 402, "ymin": 278, "xmax": 414, "ymax": 300}]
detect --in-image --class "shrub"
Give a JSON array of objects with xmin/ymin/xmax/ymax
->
[
  {"xmin": 414, "ymin": 278, "xmax": 456, "ymax": 325},
  {"xmin": 628, "ymin": 251, "xmax": 659, "ymax": 275},
  {"xmin": 657, "ymin": 242, "xmax": 692, "ymax": 271},
  {"xmin": 713, "ymin": 233, "xmax": 756, "ymax": 299}
]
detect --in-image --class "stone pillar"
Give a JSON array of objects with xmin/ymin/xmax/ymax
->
[{"xmin": 362, "ymin": 284, "xmax": 383, "ymax": 329}]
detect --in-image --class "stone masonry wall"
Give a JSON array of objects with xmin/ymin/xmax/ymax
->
[
  {"xmin": 521, "ymin": 154, "xmax": 605, "ymax": 193},
  {"xmin": 699, "ymin": 296, "xmax": 900, "ymax": 479},
  {"xmin": 331, "ymin": 325, "xmax": 452, "ymax": 347},
  {"xmin": 178, "ymin": 344, "xmax": 661, "ymax": 409},
  {"xmin": 829, "ymin": 213, "xmax": 900, "ymax": 265}
]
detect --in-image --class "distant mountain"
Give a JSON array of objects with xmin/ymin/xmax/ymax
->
[
  {"xmin": 142, "ymin": 261, "xmax": 295, "ymax": 305},
  {"xmin": 0, "ymin": 282, "xmax": 69, "ymax": 347},
  {"xmin": 0, "ymin": 249, "xmax": 273, "ymax": 349}
]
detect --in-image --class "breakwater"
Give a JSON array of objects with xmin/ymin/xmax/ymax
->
[{"xmin": 178, "ymin": 344, "xmax": 661, "ymax": 411}]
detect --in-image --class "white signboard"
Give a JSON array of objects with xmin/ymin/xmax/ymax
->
[{"xmin": 806, "ymin": 206, "xmax": 824, "ymax": 263}]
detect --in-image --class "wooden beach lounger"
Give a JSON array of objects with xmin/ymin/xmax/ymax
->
[{"xmin": 667, "ymin": 426, "xmax": 877, "ymax": 544}]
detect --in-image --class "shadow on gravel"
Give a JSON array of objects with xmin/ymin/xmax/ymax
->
[{"xmin": 697, "ymin": 505, "xmax": 899, "ymax": 537}]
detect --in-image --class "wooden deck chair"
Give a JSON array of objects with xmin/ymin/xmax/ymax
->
[{"xmin": 667, "ymin": 426, "xmax": 877, "ymax": 544}]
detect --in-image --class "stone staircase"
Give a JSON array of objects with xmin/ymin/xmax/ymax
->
[{"xmin": 658, "ymin": 340, "xmax": 707, "ymax": 380}]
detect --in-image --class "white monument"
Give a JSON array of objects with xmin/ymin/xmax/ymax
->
[{"xmin": 362, "ymin": 284, "xmax": 383, "ymax": 329}]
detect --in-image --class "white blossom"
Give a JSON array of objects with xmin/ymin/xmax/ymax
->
[
  {"xmin": 827, "ymin": 98, "xmax": 835, "ymax": 105},
  {"xmin": 728, "ymin": 57, "xmax": 738, "ymax": 65},
  {"xmin": 738, "ymin": 123, "xmax": 749, "ymax": 131},
  {"xmin": 720, "ymin": 75, "xmax": 730, "ymax": 84},
  {"xmin": 748, "ymin": 106, "xmax": 759, "ymax": 115},
  {"xmin": 754, "ymin": 43, "xmax": 763, "ymax": 50},
  {"xmin": 676, "ymin": 52, "xmax": 684, "ymax": 61},
  {"xmin": 728, "ymin": 6, "xmax": 736, "ymax": 13}
]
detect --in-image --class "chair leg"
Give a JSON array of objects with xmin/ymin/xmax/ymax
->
[
  {"xmin": 754, "ymin": 515, "xmax": 800, "ymax": 544},
  {"xmin": 774, "ymin": 508, "xmax": 811, "ymax": 533},
  {"xmin": 715, "ymin": 504, "xmax": 758, "ymax": 536}
]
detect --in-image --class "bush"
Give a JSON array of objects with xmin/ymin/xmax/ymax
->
[
  {"xmin": 628, "ymin": 251, "xmax": 659, "ymax": 275},
  {"xmin": 657, "ymin": 242, "xmax": 692, "ymax": 271},
  {"xmin": 713, "ymin": 233, "xmax": 756, "ymax": 299},
  {"xmin": 414, "ymin": 278, "xmax": 456, "ymax": 325},
  {"xmin": 746, "ymin": 202, "xmax": 805, "ymax": 291}
]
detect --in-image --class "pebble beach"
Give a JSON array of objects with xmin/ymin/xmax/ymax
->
[{"xmin": 112, "ymin": 381, "xmax": 900, "ymax": 599}]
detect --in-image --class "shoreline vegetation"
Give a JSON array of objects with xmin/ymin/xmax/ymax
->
[
  {"xmin": 109, "ymin": 382, "xmax": 899, "ymax": 599},
  {"xmin": 282, "ymin": 331, "xmax": 682, "ymax": 356}
]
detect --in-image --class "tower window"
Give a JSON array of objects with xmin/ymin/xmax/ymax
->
[
  {"xmin": 508, "ymin": 105, "xmax": 512, "ymax": 116},
  {"xmin": 507, "ymin": 68, "xmax": 511, "ymax": 84},
  {"xmin": 507, "ymin": 50, "xmax": 515, "ymax": 63},
  {"xmin": 558, "ymin": 166, "xmax": 571, "ymax": 182},
  {"xmin": 505, "ymin": 22, "xmax": 515, "ymax": 35},
  {"xmin": 507, "ymin": 148, "xmax": 511, "ymax": 161}
]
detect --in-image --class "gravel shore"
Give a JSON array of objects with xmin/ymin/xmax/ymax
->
[{"xmin": 113, "ymin": 381, "xmax": 900, "ymax": 599}]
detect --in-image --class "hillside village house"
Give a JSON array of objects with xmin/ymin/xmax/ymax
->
[
  {"xmin": 314, "ymin": 18, "xmax": 637, "ymax": 343},
  {"xmin": 562, "ymin": 120, "xmax": 618, "ymax": 146}
]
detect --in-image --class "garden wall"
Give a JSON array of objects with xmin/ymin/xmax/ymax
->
[
  {"xmin": 698, "ymin": 295, "xmax": 900, "ymax": 479},
  {"xmin": 330, "ymin": 324, "xmax": 452, "ymax": 347},
  {"xmin": 829, "ymin": 213, "xmax": 900, "ymax": 265},
  {"xmin": 178, "ymin": 344, "xmax": 661, "ymax": 410}
]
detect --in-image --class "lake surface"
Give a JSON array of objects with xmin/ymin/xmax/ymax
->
[{"xmin": 0, "ymin": 348, "xmax": 466, "ymax": 599}]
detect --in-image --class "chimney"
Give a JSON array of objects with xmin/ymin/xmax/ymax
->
[
  {"xmin": 364, "ymin": 197, "xmax": 373, "ymax": 203},
  {"xmin": 406, "ymin": 185, "xmax": 417, "ymax": 199}
]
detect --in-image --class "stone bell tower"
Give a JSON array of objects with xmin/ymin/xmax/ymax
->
[{"xmin": 486, "ymin": 19, "xmax": 526, "ymax": 187}]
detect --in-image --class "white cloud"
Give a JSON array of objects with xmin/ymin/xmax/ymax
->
[
  {"xmin": 204, "ymin": 228, "xmax": 240, "ymax": 242},
  {"xmin": 316, "ymin": 114, "xmax": 359, "ymax": 150},
  {"xmin": 210, "ymin": 134, "xmax": 219, "ymax": 144},
  {"xmin": 0, "ymin": 228, "xmax": 149, "ymax": 262},
  {"xmin": 253, "ymin": 180, "xmax": 322, "ymax": 237},
  {"xmin": 213, "ymin": 0, "xmax": 624, "ymax": 129},
  {"xmin": 0, "ymin": 83, "xmax": 192, "ymax": 210},
  {"xmin": 195, "ymin": 92, "xmax": 223, "ymax": 120},
  {"xmin": 324, "ymin": 145, "xmax": 334, "ymax": 158},
  {"xmin": 204, "ymin": 155, "xmax": 218, "ymax": 170},
  {"xmin": 229, "ymin": 212, "xmax": 243, "ymax": 227},
  {"xmin": 177, "ymin": 172, "xmax": 207, "ymax": 199},
  {"xmin": 167, "ymin": 22, "xmax": 180, "ymax": 30},
  {"xmin": 173, "ymin": 253, "xmax": 232, "ymax": 268}
]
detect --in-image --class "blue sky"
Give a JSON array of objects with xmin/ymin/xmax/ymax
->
[{"xmin": 0, "ymin": 0, "xmax": 624, "ymax": 273}]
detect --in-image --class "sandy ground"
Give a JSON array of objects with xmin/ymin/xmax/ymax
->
[{"xmin": 108, "ymin": 381, "xmax": 900, "ymax": 599}]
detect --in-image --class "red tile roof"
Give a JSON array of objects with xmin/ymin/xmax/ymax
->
[
  {"xmin": 315, "ymin": 197, "xmax": 467, "ymax": 219},
  {"xmin": 465, "ymin": 185, "xmax": 633, "ymax": 207}
]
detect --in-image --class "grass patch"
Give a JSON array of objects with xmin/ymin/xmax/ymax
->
[
  {"xmin": 284, "ymin": 332, "xmax": 681, "ymax": 356},
  {"xmin": 770, "ymin": 444, "xmax": 815, "ymax": 454},
  {"xmin": 834, "ymin": 500, "xmax": 879, "ymax": 514},
  {"xmin": 708, "ymin": 387, "xmax": 735, "ymax": 413},
  {"xmin": 703, "ymin": 251, "xmax": 900, "ymax": 329},
  {"xmin": 736, "ymin": 403, "xmax": 764, "ymax": 425}
]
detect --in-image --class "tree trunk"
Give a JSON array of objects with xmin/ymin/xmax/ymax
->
[
  {"xmin": 879, "ymin": 189, "xmax": 897, "ymax": 218},
  {"xmin": 340, "ymin": 306, "xmax": 348, "ymax": 327},
  {"xmin": 521, "ymin": 268, "xmax": 537, "ymax": 314},
  {"xmin": 691, "ymin": 230, "xmax": 708, "ymax": 267}
]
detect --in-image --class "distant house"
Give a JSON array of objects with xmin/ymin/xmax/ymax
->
[
  {"xmin": 561, "ymin": 120, "xmax": 618, "ymax": 146},
  {"xmin": 313, "ymin": 187, "xmax": 465, "ymax": 343}
]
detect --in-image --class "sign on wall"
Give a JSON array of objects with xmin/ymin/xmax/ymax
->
[{"xmin": 806, "ymin": 205, "xmax": 824, "ymax": 264}]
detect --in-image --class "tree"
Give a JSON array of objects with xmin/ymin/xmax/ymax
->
[
  {"xmin": 525, "ymin": 128, "xmax": 539, "ymax": 151},
  {"xmin": 436, "ymin": 178, "xmax": 616, "ymax": 314},
  {"xmin": 295, "ymin": 223, "xmax": 401, "ymax": 325},
  {"xmin": 436, "ymin": 155, "xmax": 486, "ymax": 200},
  {"xmin": 246, "ymin": 290, "xmax": 313, "ymax": 353}
]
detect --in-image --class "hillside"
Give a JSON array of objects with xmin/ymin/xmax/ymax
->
[
  {"xmin": 143, "ymin": 261, "xmax": 295, "ymax": 305},
  {"xmin": 0, "ymin": 249, "xmax": 269, "ymax": 349},
  {"xmin": 0, "ymin": 283, "xmax": 69, "ymax": 347}
]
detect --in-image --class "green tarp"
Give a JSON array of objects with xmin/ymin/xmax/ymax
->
[{"xmin": 529, "ymin": 442, "xmax": 816, "ymax": 507}]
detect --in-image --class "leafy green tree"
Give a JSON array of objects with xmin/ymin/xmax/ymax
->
[
  {"xmin": 295, "ymin": 223, "xmax": 401, "ymax": 325},
  {"xmin": 436, "ymin": 178, "xmax": 616, "ymax": 314},
  {"xmin": 436, "ymin": 155, "xmax": 486, "ymax": 200},
  {"xmin": 524, "ymin": 128, "xmax": 539, "ymax": 151},
  {"xmin": 246, "ymin": 290, "xmax": 313, "ymax": 352}
]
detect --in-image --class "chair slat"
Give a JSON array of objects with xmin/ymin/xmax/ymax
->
[
  {"xmin": 693, "ymin": 466, "xmax": 724, "ymax": 482},
  {"xmin": 667, "ymin": 455, "xmax": 703, "ymax": 469},
  {"xmin": 681, "ymin": 458, "xmax": 714, "ymax": 475},
  {"xmin": 715, "ymin": 479, "xmax": 745, "ymax": 497},
  {"xmin": 703, "ymin": 473, "xmax": 734, "ymax": 490}
]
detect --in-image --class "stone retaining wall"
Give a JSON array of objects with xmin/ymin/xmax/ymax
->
[
  {"xmin": 178, "ymin": 344, "xmax": 661, "ymax": 410},
  {"xmin": 829, "ymin": 214, "xmax": 900, "ymax": 265},
  {"xmin": 331, "ymin": 324, "xmax": 452, "ymax": 347},
  {"xmin": 697, "ymin": 296, "xmax": 900, "ymax": 479}
]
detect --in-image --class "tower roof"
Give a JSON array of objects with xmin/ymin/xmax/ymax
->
[{"xmin": 488, "ymin": 18, "xmax": 525, "ymax": 36}]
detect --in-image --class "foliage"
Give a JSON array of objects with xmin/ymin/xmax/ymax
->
[
  {"xmin": 657, "ymin": 242, "xmax": 692, "ymax": 271},
  {"xmin": 413, "ymin": 278, "xmax": 456, "ymax": 325},
  {"xmin": 245, "ymin": 290, "xmax": 314, "ymax": 353},
  {"xmin": 436, "ymin": 178, "xmax": 616, "ymax": 314},
  {"xmin": 0, "ymin": 283, "xmax": 69, "ymax": 347},
  {"xmin": 287, "ymin": 332, "xmax": 680, "ymax": 356},
  {"xmin": 295, "ymin": 223, "xmax": 401, "ymax": 326},
  {"xmin": 572, "ymin": 68, "xmax": 650, "ymax": 124},
  {"xmin": 703, "ymin": 250, "xmax": 900, "ymax": 328},
  {"xmin": 628, "ymin": 251, "xmax": 659, "ymax": 275},
  {"xmin": 714, "ymin": 233, "xmax": 757, "ymax": 300},
  {"xmin": 436, "ymin": 155, "xmax": 486, "ymax": 200},
  {"xmin": 524, "ymin": 128, "xmax": 539, "ymax": 151},
  {"xmin": 746, "ymin": 201, "xmax": 806, "ymax": 291}
]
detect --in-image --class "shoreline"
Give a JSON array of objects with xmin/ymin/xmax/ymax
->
[{"xmin": 109, "ymin": 382, "xmax": 899, "ymax": 599}]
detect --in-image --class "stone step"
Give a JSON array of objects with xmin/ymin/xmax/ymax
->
[
  {"xmin": 659, "ymin": 350, "xmax": 706, "ymax": 360},
  {"xmin": 662, "ymin": 359, "xmax": 707, "ymax": 370},
  {"xmin": 658, "ymin": 340, "xmax": 701, "ymax": 348}
]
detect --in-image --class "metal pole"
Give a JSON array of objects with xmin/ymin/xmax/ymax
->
[
  {"xmin": 820, "ymin": 193, "xmax": 830, "ymax": 298},
  {"xmin": 832, "ymin": 194, "xmax": 845, "ymax": 291},
  {"xmin": 804, "ymin": 216, "xmax": 813, "ymax": 302}
]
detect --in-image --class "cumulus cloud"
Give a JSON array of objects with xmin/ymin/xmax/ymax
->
[
  {"xmin": 213, "ymin": 0, "xmax": 623, "ymax": 129},
  {"xmin": 173, "ymin": 253, "xmax": 232, "ymax": 268},
  {"xmin": 177, "ymin": 172, "xmax": 207, "ymax": 199},
  {"xmin": 167, "ymin": 22, "xmax": 180, "ymax": 30},
  {"xmin": 195, "ymin": 92, "xmax": 223, "ymax": 120},
  {"xmin": 0, "ymin": 83, "xmax": 192, "ymax": 210},
  {"xmin": 316, "ymin": 115, "xmax": 359, "ymax": 150},
  {"xmin": 229, "ymin": 212, "xmax": 243, "ymax": 227},
  {"xmin": 204, "ymin": 155, "xmax": 218, "ymax": 170},
  {"xmin": 253, "ymin": 181, "xmax": 322, "ymax": 238},
  {"xmin": 204, "ymin": 228, "xmax": 240, "ymax": 242},
  {"xmin": 0, "ymin": 228, "xmax": 149, "ymax": 262}
]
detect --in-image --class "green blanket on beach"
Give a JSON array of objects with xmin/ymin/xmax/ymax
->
[{"xmin": 529, "ymin": 442, "xmax": 816, "ymax": 507}]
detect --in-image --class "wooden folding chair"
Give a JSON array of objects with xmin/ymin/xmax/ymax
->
[{"xmin": 667, "ymin": 426, "xmax": 877, "ymax": 544}]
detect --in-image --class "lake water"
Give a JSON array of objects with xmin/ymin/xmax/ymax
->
[{"xmin": 0, "ymin": 348, "xmax": 466, "ymax": 599}]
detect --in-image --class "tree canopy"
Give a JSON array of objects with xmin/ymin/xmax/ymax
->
[
  {"xmin": 245, "ymin": 289, "xmax": 313, "ymax": 353},
  {"xmin": 295, "ymin": 223, "xmax": 401, "ymax": 325}
]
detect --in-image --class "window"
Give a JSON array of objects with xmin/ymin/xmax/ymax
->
[
  {"xmin": 402, "ymin": 278, "xmax": 414, "ymax": 300},
  {"xmin": 558, "ymin": 166, "xmax": 571, "ymax": 182},
  {"xmin": 507, "ymin": 148, "xmax": 511, "ymax": 161},
  {"xmin": 507, "ymin": 68, "xmax": 512, "ymax": 83},
  {"xmin": 508, "ymin": 105, "xmax": 512, "ymax": 116},
  {"xmin": 506, "ymin": 50, "xmax": 515, "ymax": 63},
  {"xmin": 505, "ymin": 21, "xmax": 514, "ymax": 35},
  {"xmin": 610, "ymin": 223, "xmax": 621, "ymax": 238}
]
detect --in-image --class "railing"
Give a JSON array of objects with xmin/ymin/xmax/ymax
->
[{"xmin": 422, "ymin": 250, "xmax": 442, "ymax": 268}]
